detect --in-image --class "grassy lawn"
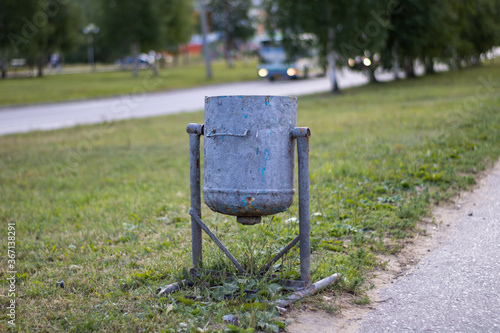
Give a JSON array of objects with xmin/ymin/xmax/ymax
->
[
  {"xmin": 0, "ymin": 59, "xmax": 258, "ymax": 107},
  {"xmin": 1, "ymin": 63, "xmax": 499, "ymax": 332}
]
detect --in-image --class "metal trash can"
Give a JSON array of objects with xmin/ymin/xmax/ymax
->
[{"xmin": 203, "ymin": 95, "xmax": 297, "ymax": 225}]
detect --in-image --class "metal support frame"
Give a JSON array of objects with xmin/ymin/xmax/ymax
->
[
  {"xmin": 291, "ymin": 127, "xmax": 312, "ymax": 286},
  {"xmin": 187, "ymin": 123, "xmax": 204, "ymax": 268},
  {"xmin": 179, "ymin": 124, "xmax": 339, "ymax": 306},
  {"xmin": 186, "ymin": 124, "xmax": 314, "ymax": 284}
]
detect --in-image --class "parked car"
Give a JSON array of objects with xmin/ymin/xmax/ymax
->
[{"xmin": 115, "ymin": 53, "xmax": 154, "ymax": 70}]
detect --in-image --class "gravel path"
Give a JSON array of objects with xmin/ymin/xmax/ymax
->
[{"xmin": 358, "ymin": 162, "xmax": 500, "ymax": 332}]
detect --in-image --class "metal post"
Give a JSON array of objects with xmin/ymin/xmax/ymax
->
[
  {"xmin": 198, "ymin": 0, "xmax": 212, "ymax": 79},
  {"xmin": 187, "ymin": 124, "xmax": 204, "ymax": 268},
  {"xmin": 89, "ymin": 34, "xmax": 95, "ymax": 71},
  {"xmin": 292, "ymin": 127, "xmax": 311, "ymax": 286},
  {"xmin": 84, "ymin": 23, "xmax": 99, "ymax": 72}
]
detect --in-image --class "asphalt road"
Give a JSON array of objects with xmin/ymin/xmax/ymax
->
[
  {"xmin": 358, "ymin": 162, "xmax": 500, "ymax": 332},
  {"xmin": 0, "ymin": 68, "xmax": 396, "ymax": 136}
]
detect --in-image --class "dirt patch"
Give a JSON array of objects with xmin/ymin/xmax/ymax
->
[{"xmin": 285, "ymin": 179, "xmax": 486, "ymax": 332}]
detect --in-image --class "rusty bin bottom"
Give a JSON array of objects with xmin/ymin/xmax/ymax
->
[
  {"xmin": 236, "ymin": 216, "xmax": 262, "ymax": 225},
  {"xmin": 203, "ymin": 188, "xmax": 295, "ymax": 225}
]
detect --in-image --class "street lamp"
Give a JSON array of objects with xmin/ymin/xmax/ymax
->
[{"xmin": 83, "ymin": 23, "xmax": 100, "ymax": 71}]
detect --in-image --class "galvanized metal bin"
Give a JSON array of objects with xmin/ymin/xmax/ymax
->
[
  {"xmin": 179, "ymin": 94, "xmax": 341, "ymax": 293},
  {"xmin": 203, "ymin": 95, "xmax": 297, "ymax": 225}
]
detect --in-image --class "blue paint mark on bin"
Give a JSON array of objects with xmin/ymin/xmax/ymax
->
[{"xmin": 258, "ymin": 149, "xmax": 271, "ymax": 185}]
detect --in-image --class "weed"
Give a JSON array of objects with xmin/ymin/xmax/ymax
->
[{"xmin": 352, "ymin": 294, "xmax": 371, "ymax": 305}]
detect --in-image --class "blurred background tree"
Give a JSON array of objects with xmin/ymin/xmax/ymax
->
[
  {"xmin": 207, "ymin": 0, "xmax": 255, "ymax": 68},
  {"xmin": 98, "ymin": 0, "xmax": 164, "ymax": 77},
  {"xmin": 0, "ymin": 0, "xmax": 36, "ymax": 78},
  {"xmin": 453, "ymin": 0, "xmax": 500, "ymax": 67},
  {"xmin": 381, "ymin": 0, "xmax": 456, "ymax": 78},
  {"xmin": 162, "ymin": 0, "xmax": 195, "ymax": 66},
  {"xmin": 265, "ymin": 0, "xmax": 500, "ymax": 92},
  {"xmin": 0, "ymin": 0, "xmax": 79, "ymax": 77},
  {"xmin": 1, "ymin": 0, "xmax": 499, "ymax": 81},
  {"xmin": 31, "ymin": 0, "xmax": 80, "ymax": 77}
]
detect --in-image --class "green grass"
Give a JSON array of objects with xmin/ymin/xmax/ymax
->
[
  {"xmin": 1, "ymin": 63, "xmax": 499, "ymax": 332},
  {"xmin": 0, "ymin": 59, "xmax": 258, "ymax": 106}
]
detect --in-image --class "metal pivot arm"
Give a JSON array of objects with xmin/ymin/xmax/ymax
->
[
  {"xmin": 259, "ymin": 235, "xmax": 300, "ymax": 275},
  {"xmin": 187, "ymin": 123, "xmax": 204, "ymax": 268},
  {"xmin": 291, "ymin": 127, "xmax": 312, "ymax": 286},
  {"xmin": 189, "ymin": 211, "xmax": 247, "ymax": 274}
]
